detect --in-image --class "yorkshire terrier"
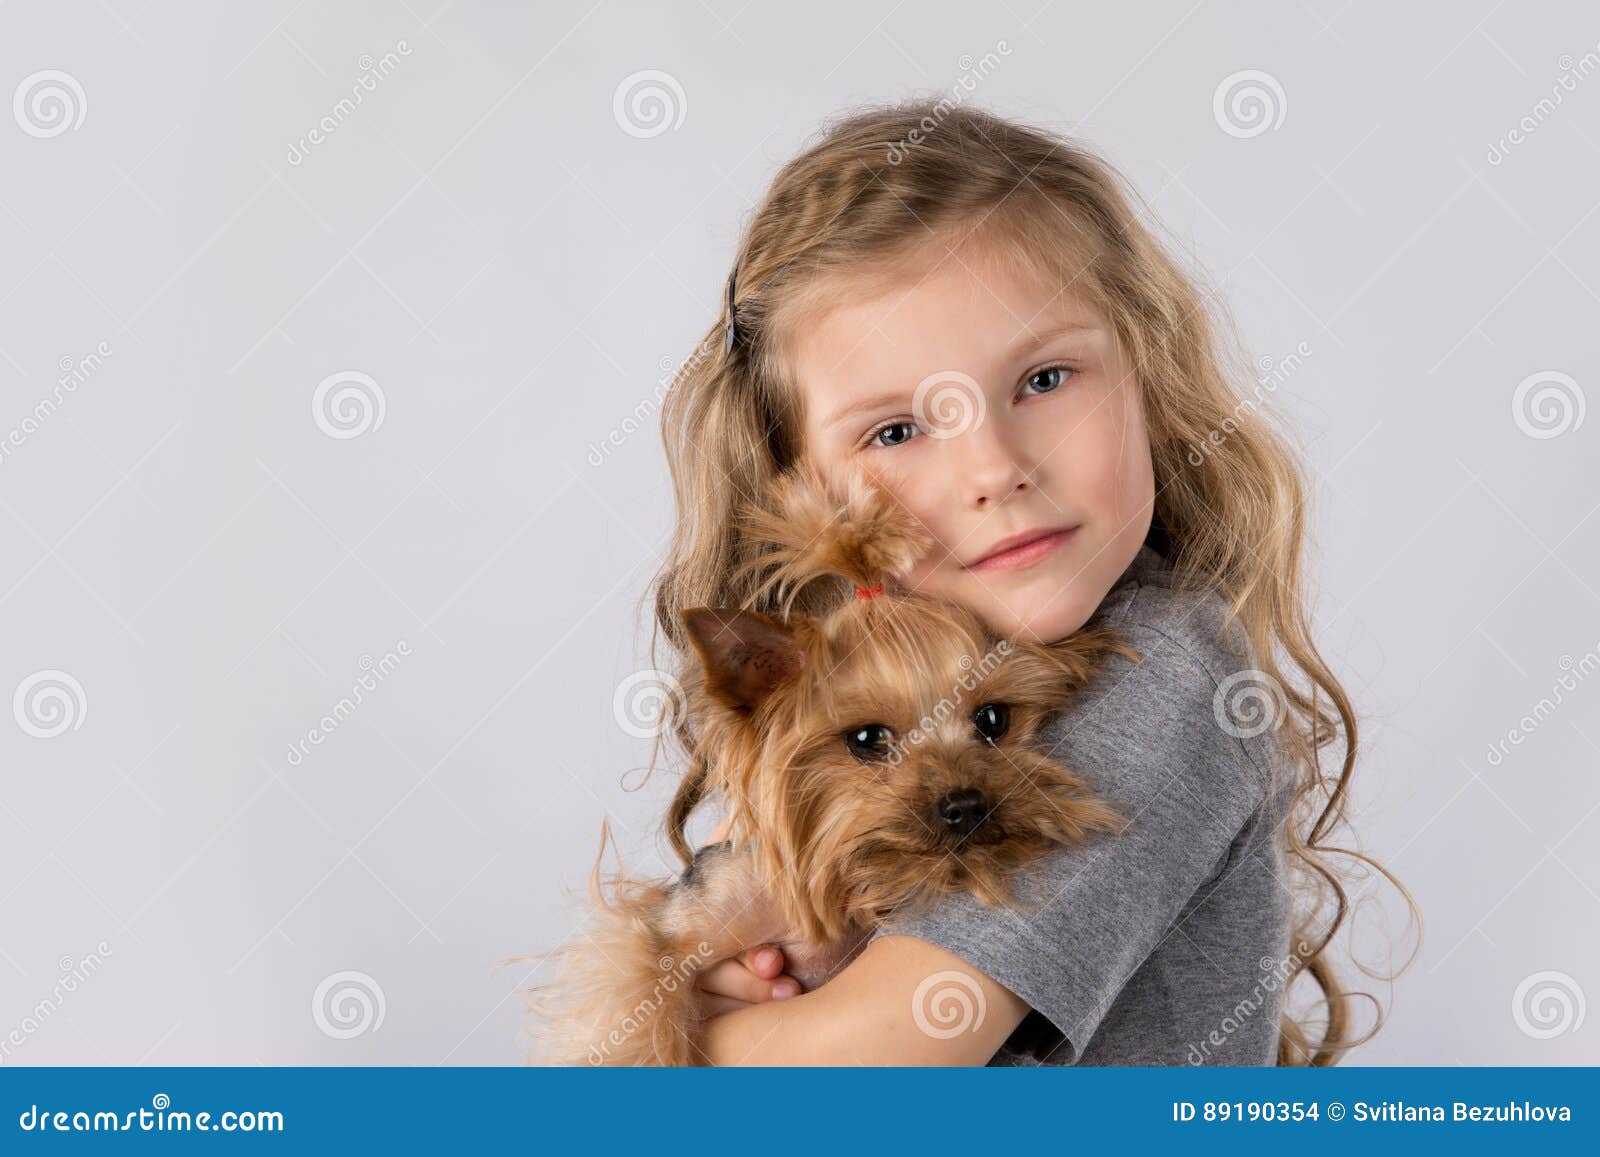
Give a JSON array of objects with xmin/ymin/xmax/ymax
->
[{"xmin": 523, "ymin": 463, "xmax": 1134, "ymax": 1065}]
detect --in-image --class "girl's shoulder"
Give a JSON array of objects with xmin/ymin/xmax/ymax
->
[
  {"xmin": 1061, "ymin": 543, "xmax": 1287, "ymax": 807},
  {"xmin": 1087, "ymin": 542, "xmax": 1256, "ymax": 694}
]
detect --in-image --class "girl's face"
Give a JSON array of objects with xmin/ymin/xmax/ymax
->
[{"xmin": 792, "ymin": 256, "xmax": 1155, "ymax": 644}]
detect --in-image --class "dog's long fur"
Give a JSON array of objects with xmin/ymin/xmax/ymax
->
[{"xmin": 523, "ymin": 463, "xmax": 1135, "ymax": 1065}]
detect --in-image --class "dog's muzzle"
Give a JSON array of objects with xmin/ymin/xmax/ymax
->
[{"xmin": 935, "ymin": 787, "xmax": 991, "ymax": 839}]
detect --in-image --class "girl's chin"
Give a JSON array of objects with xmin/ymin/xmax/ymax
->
[
  {"xmin": 917, "ymin": 564, "xmax": 1090, "ymax": 636},
  {"xmin": 974, "ymin": 588, "xmax": 1090, "ymax": 644}
]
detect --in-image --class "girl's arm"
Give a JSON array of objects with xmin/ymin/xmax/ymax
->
[{"xmin": 700, "ymin": 934, "xmax": 1029, "ymax": 1065}]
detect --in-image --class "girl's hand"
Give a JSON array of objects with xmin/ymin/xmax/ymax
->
[
  {"xmin": 693, "ymin": 812, "xmax": 804, "ymax": 1017},
  {"xmin": 695, "ymin": 943, "xmax": 803, "ymax": 1017}
]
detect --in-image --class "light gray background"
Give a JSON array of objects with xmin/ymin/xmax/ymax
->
[{"xmin": 1, "ymin": 0, "xmax": 1596, "ymax": 1065}]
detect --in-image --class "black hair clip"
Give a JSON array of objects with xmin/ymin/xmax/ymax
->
[{"xmin": 723, "ymin": 267, "xmax": 739, "ymax": 358}]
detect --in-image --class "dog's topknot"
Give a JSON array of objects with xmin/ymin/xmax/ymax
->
[{"xmin": 731, "ymin": 462, "xmax": 934, "ymax": 619}]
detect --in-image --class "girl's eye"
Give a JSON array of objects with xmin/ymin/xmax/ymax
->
[
  {"xmin": 972, "ymin": 703, "xmax": 1010, "ymax": 743},
  {"xmin": 862, "ymin": 367, "xmax": 1071, "ymax": 448},
  {"xmin": 1023, "ymin": 366, "xmax": 1073, "ymax": 395},
  {"xmin": 867, "ymin": 420, "xmax": 919, "ymax": 449},
  {"xmin": 844, "ymin": 723, "xmax": 896, "ymax": 762}
]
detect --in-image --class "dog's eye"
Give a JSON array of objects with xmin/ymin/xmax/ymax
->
[
  {"xmin": 972, "ymin": 703, "xmax": 1010, "ymax": 743},
  {"xmin": 844, "ymin": 723, "xmax": 895, "ymax": 762}
]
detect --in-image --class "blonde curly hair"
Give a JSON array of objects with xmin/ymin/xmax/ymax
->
[{"xmin": 640, "ymin": 99, "xmax": 1418, "ymax": 1066}]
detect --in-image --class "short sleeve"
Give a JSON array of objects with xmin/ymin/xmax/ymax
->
[{"xmin": 867, "ymin": 623, "xmax": 1270, "ymax": 1063}]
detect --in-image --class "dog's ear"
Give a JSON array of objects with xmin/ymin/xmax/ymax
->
[{"xmin": 681, "ymin": 607, "xmax": 805, "ymax": 713}]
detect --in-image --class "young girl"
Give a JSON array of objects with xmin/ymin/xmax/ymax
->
[{"xmin": 644, "ymin": 101, "xmax": 1413, "ymax": 1065}]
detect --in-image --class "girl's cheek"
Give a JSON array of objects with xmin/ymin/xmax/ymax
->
[
  {"xmin": 1035, "ymin": 406, "xmax": 1115, "ymax": 491},
  {"xmin": 896, "ymin": 550, "xmax": 959, "ymax": 601},
  {"xmin": 1049, "ymin": 381, "xmax": 1148, "ymax": 498},
  {"xmin": 1105, "ymin": 383, "xmax": 1156, "ymax": 506},
  {"xmin": 869, "ymin": 463, "xmax": 952, "ymax": 559}
]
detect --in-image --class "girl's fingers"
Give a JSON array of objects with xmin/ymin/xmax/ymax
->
[
  {"xmin": 740, "ymin": 944, "xmax": 784, "ymax": 979},
  {"xmin": 696, "ymin": 958, "xmax": 774, "ymax": 1004},
  {"xmin": 684, "ymin": 832, "xmax": 807, "ymax": 1013},
  {"xmin": 701, "ymin": 993, "xmax": 752, "ymax": 1019},
  {"xmin": 696, "ymin": 956, "xmax": 802, "ymax": 1004},
  {"xmin": 701, "ymin": 986, "xmax": 802, "ymax": 1020},
  {"xmin": 736, "ymin": 944, "xmax": 803, "ymax": 996}
]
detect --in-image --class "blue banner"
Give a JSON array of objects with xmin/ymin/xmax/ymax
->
[{"xmin": 0, "ymin": 1067, "xmax": 1594, "ymax": 1152}]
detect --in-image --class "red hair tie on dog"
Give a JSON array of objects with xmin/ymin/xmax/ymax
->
[{"xmin": 855, "ymin": 582, "xmax": 885, "ymax": 599}]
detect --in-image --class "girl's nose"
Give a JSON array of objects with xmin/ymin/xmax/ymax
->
[{"xmin": 956, "ymin": 414, "xmax": 1033, "ymax": 510}]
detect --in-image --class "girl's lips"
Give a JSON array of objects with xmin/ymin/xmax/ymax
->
[{"xmin": 964, "ymin": 526, "xmax": 1079, "ymax": 574}]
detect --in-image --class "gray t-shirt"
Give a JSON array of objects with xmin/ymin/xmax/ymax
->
[{"xmin": 869, "ymin": 542, "xmax": 1298, "ymax": 1065}]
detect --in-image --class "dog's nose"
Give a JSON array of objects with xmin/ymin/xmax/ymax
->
[{"xmin": 935, "ymin": 788, "xmax": 990, "ymax": 838}]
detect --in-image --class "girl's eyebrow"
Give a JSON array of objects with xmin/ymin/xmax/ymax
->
[
  {"xmin": 1006, "ymin": 320, "xmax": 1099, "ymax": 361},
  {"xmin": 822, "ymin": 322, "xmax": 1101, "ymax": 432},
  {"xmin": 824, "ymin": 389, "xmax": 911, "ymax": 432}
]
